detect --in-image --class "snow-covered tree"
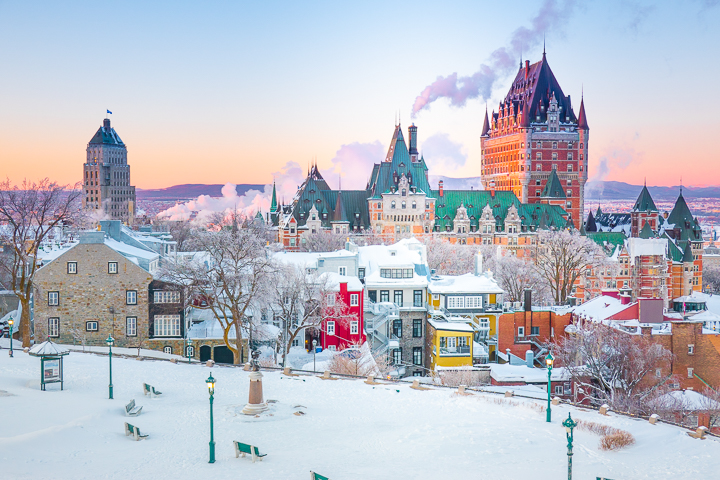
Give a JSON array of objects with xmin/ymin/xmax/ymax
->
[
  {"xmin": 326, "ymin": 341, "xmax": 392, "ymax": 377},
  {"xmin": 267, "ymin": 263, "xmax": 353, "ymax": 365},
  {"xmin": 422, "ymin": 237, "xmax": 484, "ymax": 275},
  {"xmin": 160, "ymin": 224, "xmax": 273, "ymax": 364},
  {"xmin": 494, "ymin": 254, "xmax": 550, "ymax": 304},
  {"xmin": 704, "ymin": 263, "xmax": 720, "ymax": 294},
  {"xmin": 0, "ymin": 178, "xmax": 81, "ymax": 346},
  {"xmin": 535, "ymin": 230, "xmax": 608, "ymax": 305},
  {"xmin": 552, "ymin": 321, "xmax": 674, "ymax": 414}
]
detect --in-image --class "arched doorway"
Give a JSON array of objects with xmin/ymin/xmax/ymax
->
[
  {"xmin": 199, "ymin": 345, "xmax": 212, "ymax": 362},
  {"xmin": 213, "ymin": 345, "xmax": 234, "ymax": 364}
]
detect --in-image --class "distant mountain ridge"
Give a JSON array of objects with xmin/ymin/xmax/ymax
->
[{"xmin": 137, "ymin": 183, "xmax": 265, "ymax": 199}]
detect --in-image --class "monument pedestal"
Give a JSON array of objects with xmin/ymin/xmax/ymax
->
[{"xmin": 242, "ymin": 370, "xmax": 268, "ymax": 415}]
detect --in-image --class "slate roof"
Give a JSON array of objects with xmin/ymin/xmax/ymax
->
[
  {"xmin": 577, "ymin": 97, "xmax": 588, "ymax": 129},
  {"xmin": 585, "ymin": 210, "xmax": 597, "ymax": 232},
  {"xmin": 89, "ymin": 119, "xmax": 125, "ymax": 146},
  {"xmin": 682, "ymin": 242, "xmax": 694, "ymax": 263}
]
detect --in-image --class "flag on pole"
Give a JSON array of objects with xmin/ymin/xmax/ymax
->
[{"xmin": 107, "ymin": 110, "xmax": 112, "ymax": 114}]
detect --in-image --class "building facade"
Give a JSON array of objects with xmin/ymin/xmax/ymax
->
[{"xmin": 82, "ymin": 118, "xmax": 136, "ymax": 223}]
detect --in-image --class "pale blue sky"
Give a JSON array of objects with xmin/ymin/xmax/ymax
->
[{"xmin": 1, "ymin": 0, "xmax": 718, "ymax": 188}]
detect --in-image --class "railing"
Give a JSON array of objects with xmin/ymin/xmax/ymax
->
[{"xmin": 439, "ymin": 345, "xmax": 471, "ymax": 355}]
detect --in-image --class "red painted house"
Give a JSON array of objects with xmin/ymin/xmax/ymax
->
[{"xmin": 321, "ymin": 273, "xmax": 365, "ymax": 351}]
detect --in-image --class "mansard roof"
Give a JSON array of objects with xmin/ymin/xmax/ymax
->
[
  {"xmin": 586, "ymin": 232, "xmax": 626, "ymax": 254},
  {"xmin": 89, "ymin": 119, "xmax": 125, "ymax": 146},
  {"xmin": 633, "ymin": 185, "xmax": 657, "ymax": 212},
  {"xmin": 541, "ymin": 169, "xmax": 566, "ymax": 198},
  {"xmin": 682, "ymin": 241, "xmax": 694, "ymax": 263}
]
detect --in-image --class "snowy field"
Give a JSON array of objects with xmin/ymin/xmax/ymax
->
[{"xmin": 2, "ymin": 342, "xmax": 720, "ymax": 479}]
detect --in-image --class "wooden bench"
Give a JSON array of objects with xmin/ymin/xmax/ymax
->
[
  {"xmin": 124, "ymin": 422, "xmax": 148, "ymax": 441},
  {"xmin": 310, "ymin": 471, "xmax": 330, "ymax": 480},
  {"xmin": 233, "ymin": 441, "xmax": 267, "ymax": 462},
  {"xmin": 125, "ymin": 399, "xmax": 143, "ymax": 417},
  {"xmin": 143, "ymin": 383, "xmax": 162, "ymax": 397}
]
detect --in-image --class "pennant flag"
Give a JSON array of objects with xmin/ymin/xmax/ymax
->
[{"xmin": 107, "ymin": 109, "xmax": 112, "ymax": 114}]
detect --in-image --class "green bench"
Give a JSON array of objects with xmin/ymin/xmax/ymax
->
[
  {"xmin": 233, "ymin": 441, "xmax": 267, "ymax": 463},
  {"xmin": 143, "ymin": 383, "xmax": 162, "ymax": 397},
  {"xmin": 124, "ymin": 399, "xmax": 143, "ymax": 417},
  {"xmin": 310, "ymin": 471, "xmax": 330, "ymax": 480},
  {"xmin": 124, "ymin": 422, "xmax": 148, "ymax": 441}
]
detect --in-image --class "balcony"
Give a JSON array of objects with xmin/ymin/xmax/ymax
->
[{"xmin": 439, "ymin": 345, "xmax": 471, "ymax": 356}]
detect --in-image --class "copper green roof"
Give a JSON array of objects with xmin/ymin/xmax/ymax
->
[
  {"xmin": 585, "ymin": 210, "xmax": 597, "ymax": 232},
  {"xmin": 586, "ymin": 232, "xmax": 625, "ymax": 254},
  {"xmin": 665, "ymin": 234, "xmax": 684, "ymax": 262},
  {"xmin": 270, "ymin": 181, "xmax": 277, "ymax": 213},
  {"xmin": 541, "ymin": 169, "xmax": 566, "ymax": 198},
  {"xmin": 638, "ymin": 221, "xmax": 655, "ymax": 239},
  {"xmin": 632, "ymin": 185, "xmax": 657, "ymax": 212},
  {"xmin": 89, "ymin": 119, "xmax": 125, "ymax": 146},
  {"xmin": 682, "ymin": 241, "xmax": 694, "ymax": 263},
  {"xmin": 666, "ymin": 192, "xmax": 703, "ymax": 243}
]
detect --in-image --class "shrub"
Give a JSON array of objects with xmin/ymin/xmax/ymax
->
[{"xmin": 576, "ymin": 419, "xmax": 635, "ymax": 451}]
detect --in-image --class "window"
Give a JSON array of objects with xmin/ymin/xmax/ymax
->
[
  {"xmin": 688, "ymin": 367, "xmax": 694, "ymax": 379},
  {"xmin": 536, "ymin": 163, "xmax": 542, "ymax": 171},
  {"xmin": 126, "ymin": 290, "xmax": 137, "ymax": 305},
  {"xmin": 413, "ymin": 319, "xmax": 422, "ymax": 337},
  {"xmin": 48, "ymin": 291, "xmax": 59, "ymax": 306},
  {"xmin": 391, "ymin": 201, "xmax": 396, "ymax": 209},
  {"xmin": 380, "ymin": 290, "xmax": 389, "ymax": 302},
  {"xmin": 413, "ymin": 371, "xmax": 422, "ymax": 377},
  {"xmin": 153, "ymin": 291, "xmax": 181, "ymax": 303},
  {"xmin": 48, "ymin": 317, "xmax": 59, "ymax": 337},
  {"xmin": 350, "ymin": 321, "xmax": 359, "ymax": 335},
  {"xmin": 401, "ymin": 201, "xmax": 406, "ymax": 209},
  {"xmin": 465, "ymin": 296, "xmax": 482, "ymax": 308},
  {"xmin": 328, "ymin": 345, "xmax": 337, "ymax": 352},
  {"xmin": 327, "ymin": 321, "xmax": 336, "ymax": 335},
  {"xmin": 554, "ymin": 385, "xmax": 563, "ymax": 395},
  {"xmin": 350, "ymin": 294, "xmax": 359, "ymax": 306},
  {"xmin": 126, "ymin": 317, "xmax": 137, "ymax": 336},
  {"xmin": 518, "ymin": 326, "xmax": 525, "ymax": 337},
  {"xmin": 338, "ymin": 266, "xmax": 347, "ymax": 276},
  {"xmin": 412, "ymin": 201, "xmax": 416, "ymax": 209},
  {"xmin": 655, "ymin": 368, "xmax": 662, "ymax": 378},
  {"xmin": 552, "ymin": 141, "xmax": 557, "ymax": 149},
  {"xmin": 530, "ymin": 326, "xmax": 540, "ymax": 336},
  {"xmin": 358, "ymin": 268, "xmax": 365, "ymax": 280},
  {"xmin": 413, "ymin": 347, "xmax": 422, "ymax": 365},
  {"xmin": 154, "ymin": 315, "xmax": 181, "ymax": 337},
  {"xmin": 392, "ymin": 349, "xmax": 402, "ymax": 365},
  {"xmin": 432, "ymin": 294, "xmax": 439, "ymax": 301},
  {"xmin": 86, "ymin": 321, "xmax": 98, "ymax": 332},
  {"xmin": 688, "ymin": 344, "xmax": 695, "ymax": 355},
  {"xmin": 394, "ymin": 290, "xmax": 403, "ymax": 306},
  {"xmin": 163, "ymin": 346, "xmax": 172, "ymax": 354},
  {"xmin": 67, "ymin": 262, "xmax": 77, "ymax": 274},
  {"xmin": 327, "ymin": 294, "xmax": 336, "ymax": 307},
  {"xmin": 108, "ymin": 262, "xmax": 118, "ymax": 274},
  {"xmin": 447, "ymin": 296, "xmax": 464, "ymax": 309},
  {"xmin": 413, "ymin": 290, "xmax": 423, "ymax": 307},
  {"xmin": 393, "ymin": 319, "xmax": 402, "ymax": 338}
]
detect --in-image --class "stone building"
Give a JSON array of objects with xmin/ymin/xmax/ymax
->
[
  {"xmin": 33, "ymin": 231, "xmax": 153, "ymax": 347},
  {"xmin": 82, "ymin": 118, "xmax": 136, "ymax": 224},
  {"xmin": 480, "ymin": 51, "xmax": 588, "ymax": 229}
]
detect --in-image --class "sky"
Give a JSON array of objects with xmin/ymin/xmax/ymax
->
[{"xmin": 1, "ymin": 0, "xmax": 719, "ymax": 194}]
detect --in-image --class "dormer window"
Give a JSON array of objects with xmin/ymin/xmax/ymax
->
[{"xmin": 323, "ymin": 213, "xmax": 327, "ymax": 219}]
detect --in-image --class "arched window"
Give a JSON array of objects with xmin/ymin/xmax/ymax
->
[
  {"xmin": 402, "ymin": 189, "xmax": 406, "ymax": 196},
  {"xmin": 412, "ymin": 201, "xmax": 416, "ymax": 209},
  {"xmin": 401, "ymin": 202, "xmax": 406, "ymax": 209},
  {"xmin": 391, "ymin": 201, "xmax": 396, "ymax": 209}
]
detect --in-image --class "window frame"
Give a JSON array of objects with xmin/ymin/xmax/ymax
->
[
  {"xmin": 126, "ymin": 290, "xmax": 138, "ymax": 305},
  {"xmin": 392, "ymin": 319, "xmax": 402, "ymax": 338},
  {"xmin": 108, "ymin": 262, "xmax": 118, "ymax": 274},
  {"xmin": 350, "ymin": 294, "xmax": 359, "ymax": 307},
  {"xmin": 48, "ymin": 291, "xmax": 59, "ymax": 306},
  {"xmin": 67, "ymin": 261, "xmax": 77, "ymax": 274},
  {"xmin": 48, "ymin": 317, "xmax": 60, "ymax": 337},
  {"xmin": 393, "ymin": 290, "xmax": 403, "ymax": 306},
  {"xmin": 413, "ymin": 290, "xmax": 423, "ymax": 307},
  {"xmin": 413, "ymin": 347, "xmax": 422, "ymax": 366},
  {"xmin": 327, "ymin": 320, "xmax": 336, "ymax": 336},
  {"xmin": 153, "ymin": 314, "xmax": 181, "ymax": 337},
  {"xmin": 126, "ymin": 316, "xmax": 137, "ymax": 337},
  {"xmin": 518, "ymin": 326, "xmax": 525, "ymax": 337},
  {"xmin": 86, "ymin": 321, "xmax": 98, "ymax": 332},
  {"xmin": 413, "ymin": 319, "xmax": 422, "ymax": 338},
  {"xmin": 380, "ymin": 290, "xmax": 390, "ymax": 303},
  {"xmin": 350, "ymin": 321, "xmax": 359, "ymax": 335}
]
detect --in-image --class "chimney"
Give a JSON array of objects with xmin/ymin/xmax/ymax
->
[
  {"xmin": 103, "ymin": 118, "xmax": 111, "ymax": 129},
  {"xmin": 408, "ymin": 124, "xmax": 418, "ymax": 161},
  {"xmin": 438, "ymin": 180, "xmax": 444, "ymax": 197},
  {"xmin": 524, "ymin": 289, "xmax": 532, "ymax": 312},
  {"xmin": 525, "ymin": 60, "xmax": 530, "ymax": 80},
  {"xmin": 474, "ymin": 251, "xmax": 483, "ymax": 276}
]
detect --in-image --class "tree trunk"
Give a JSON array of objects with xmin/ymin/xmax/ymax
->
[
  {"xmin": 20, "ymin": 296, "xmax": 32, "ymax": 347},
  {"xmin": 232, "ymin": 320, "xmax": 243, "ymax": 365}
]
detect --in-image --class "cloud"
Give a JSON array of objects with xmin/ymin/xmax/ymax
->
[
  {"xmin": 328, "ymin": 141, "xmax": 384, "ymax": 190},
  {"xmin": 157, "ymin": 161, "xmax": 304, "ymax": 223},
  {"xmin": 412, "ymin": 0, "xmax": 578, "ymax": 116},
  {"xmin": 588, "ymin": 134, "xmax": 645, "ymax": 198},
  {"xmin": 420, "ymin": 133, "xmax": 468, "ymax": 172}
]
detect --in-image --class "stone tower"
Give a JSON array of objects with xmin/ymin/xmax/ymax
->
[{"xmin": 82, "ymin": 118, "xmax": 136, "ymax": 224}]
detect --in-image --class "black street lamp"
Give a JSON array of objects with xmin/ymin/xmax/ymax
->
[
  {"xmin": 562, "ymin": 413, "xmax": 577, "ymax": 480},
  {"xmin": 206, "ymin": 372, "xmax": 216, "ymax": 464},
  {"xmin": 106, "ymin": 335, "xmax": 114, "ymax": 399}
]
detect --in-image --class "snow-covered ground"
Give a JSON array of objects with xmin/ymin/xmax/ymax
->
[{"xmin": 2, "ymin": 343, "xmax": 719, "ymax": 479}]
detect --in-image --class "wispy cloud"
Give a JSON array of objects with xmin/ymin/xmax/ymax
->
[
  {"xmin": 329, "ymin": 141, "xmax": 384, "ymax": 190},
  {"xmin": 420, "ymin": 133, "xmax": 468, "ymax": 172}
]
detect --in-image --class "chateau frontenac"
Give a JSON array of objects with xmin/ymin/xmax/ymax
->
[{"xmin": 272, "ymin": 54, "xmax": 580, "ymax": 252}]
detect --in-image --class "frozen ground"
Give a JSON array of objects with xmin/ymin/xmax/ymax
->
[{"xmin": 1, "ymin": 341, "xmax": 719, "ymax": 479}]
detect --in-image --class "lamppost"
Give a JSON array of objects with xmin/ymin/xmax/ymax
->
[
  {"xmin": 312, "ymin": 339, "xmax": 317, "ymax": 372},
  {"xmin": 186, "ymin": 338, "xmax": 193, "ymax": 364},
  {"xmin": 562, "ymin": 412, "xmax": 577, "ymax": 480},
  {"xmin": 8, "ymin": 318, "xmax": 14, "ymax": 357},
  {"xmin": 106, "ymin": 335, "xmax": 114, "ymax": 399},
  {"xmin": 206, "ymin": 372, "xmax": 216, "ymax": 464},
  {"xmin": 546, "ymin": 352, "xmax": 554, "ymax": 422}
]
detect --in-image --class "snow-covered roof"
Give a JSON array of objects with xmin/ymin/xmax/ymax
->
[
  {"xmin": 660, "ymin": 390, "xmax": 719, "ymax": 411},
  {"xmin": 319, "ymin": 272, "xmax": 363, "ymax": 292},
  {"xmin": 274, "ymin": 249, "xmax": 356, "ymax": 269},
  {"xmin": 673, "ymin": 292, "xmax": 708, "ymax": 304},
  {"xmin": 626, "ymin": 237, "xmax": 668, "ymax": 264},
  {"xmin": 428, "ymin": 272, "xmax": 504, "ymax": 294},
  {"xmin": 572, "ymin": 295, "xmax": 626, "ymax": 321},
  {"xmin": 104, "ymin": 237, "xmax": 160, "ymax": 262},
  {"xmin": 29, "ymin": 340, "xmax": 70, "ymax": 356},
  {"xmin": 490, "ymin": 364, "xmax": 570, "ymax": 382},
  {"xmin": 689, "ymin": 310, "xmax": 720, "ymax": 322},
  {"xmin": 427, "ymin": 318, "xmax": 475, "ymax": 333}
]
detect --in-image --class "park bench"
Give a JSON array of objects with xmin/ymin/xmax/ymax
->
[
  {"xmin": 233, "ymin": 441, "xmax": 267, "ymax": 462},
  {"xmin": 310, "ymin": 471, "xmax": 330, "ymax": 480},
  {"xmin": 143, "ymin": 383, "xmax": 162, "ymax": 397},
  {"xmin": 124, "ymin": 422, "xmax": 148, "ymax": 441},
  {"xmin": 124, "ymin": 399, "xmax": 143, "ymax": 417}
]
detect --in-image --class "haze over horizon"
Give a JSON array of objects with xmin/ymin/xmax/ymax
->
[{"xmin": 2, "ymin": 0, "xmax": 719, "ymax": 191}]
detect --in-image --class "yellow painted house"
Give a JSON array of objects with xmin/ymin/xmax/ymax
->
[{"xmin": 426, "ymin": 318, "xmax": 475, "ymax": 370}]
